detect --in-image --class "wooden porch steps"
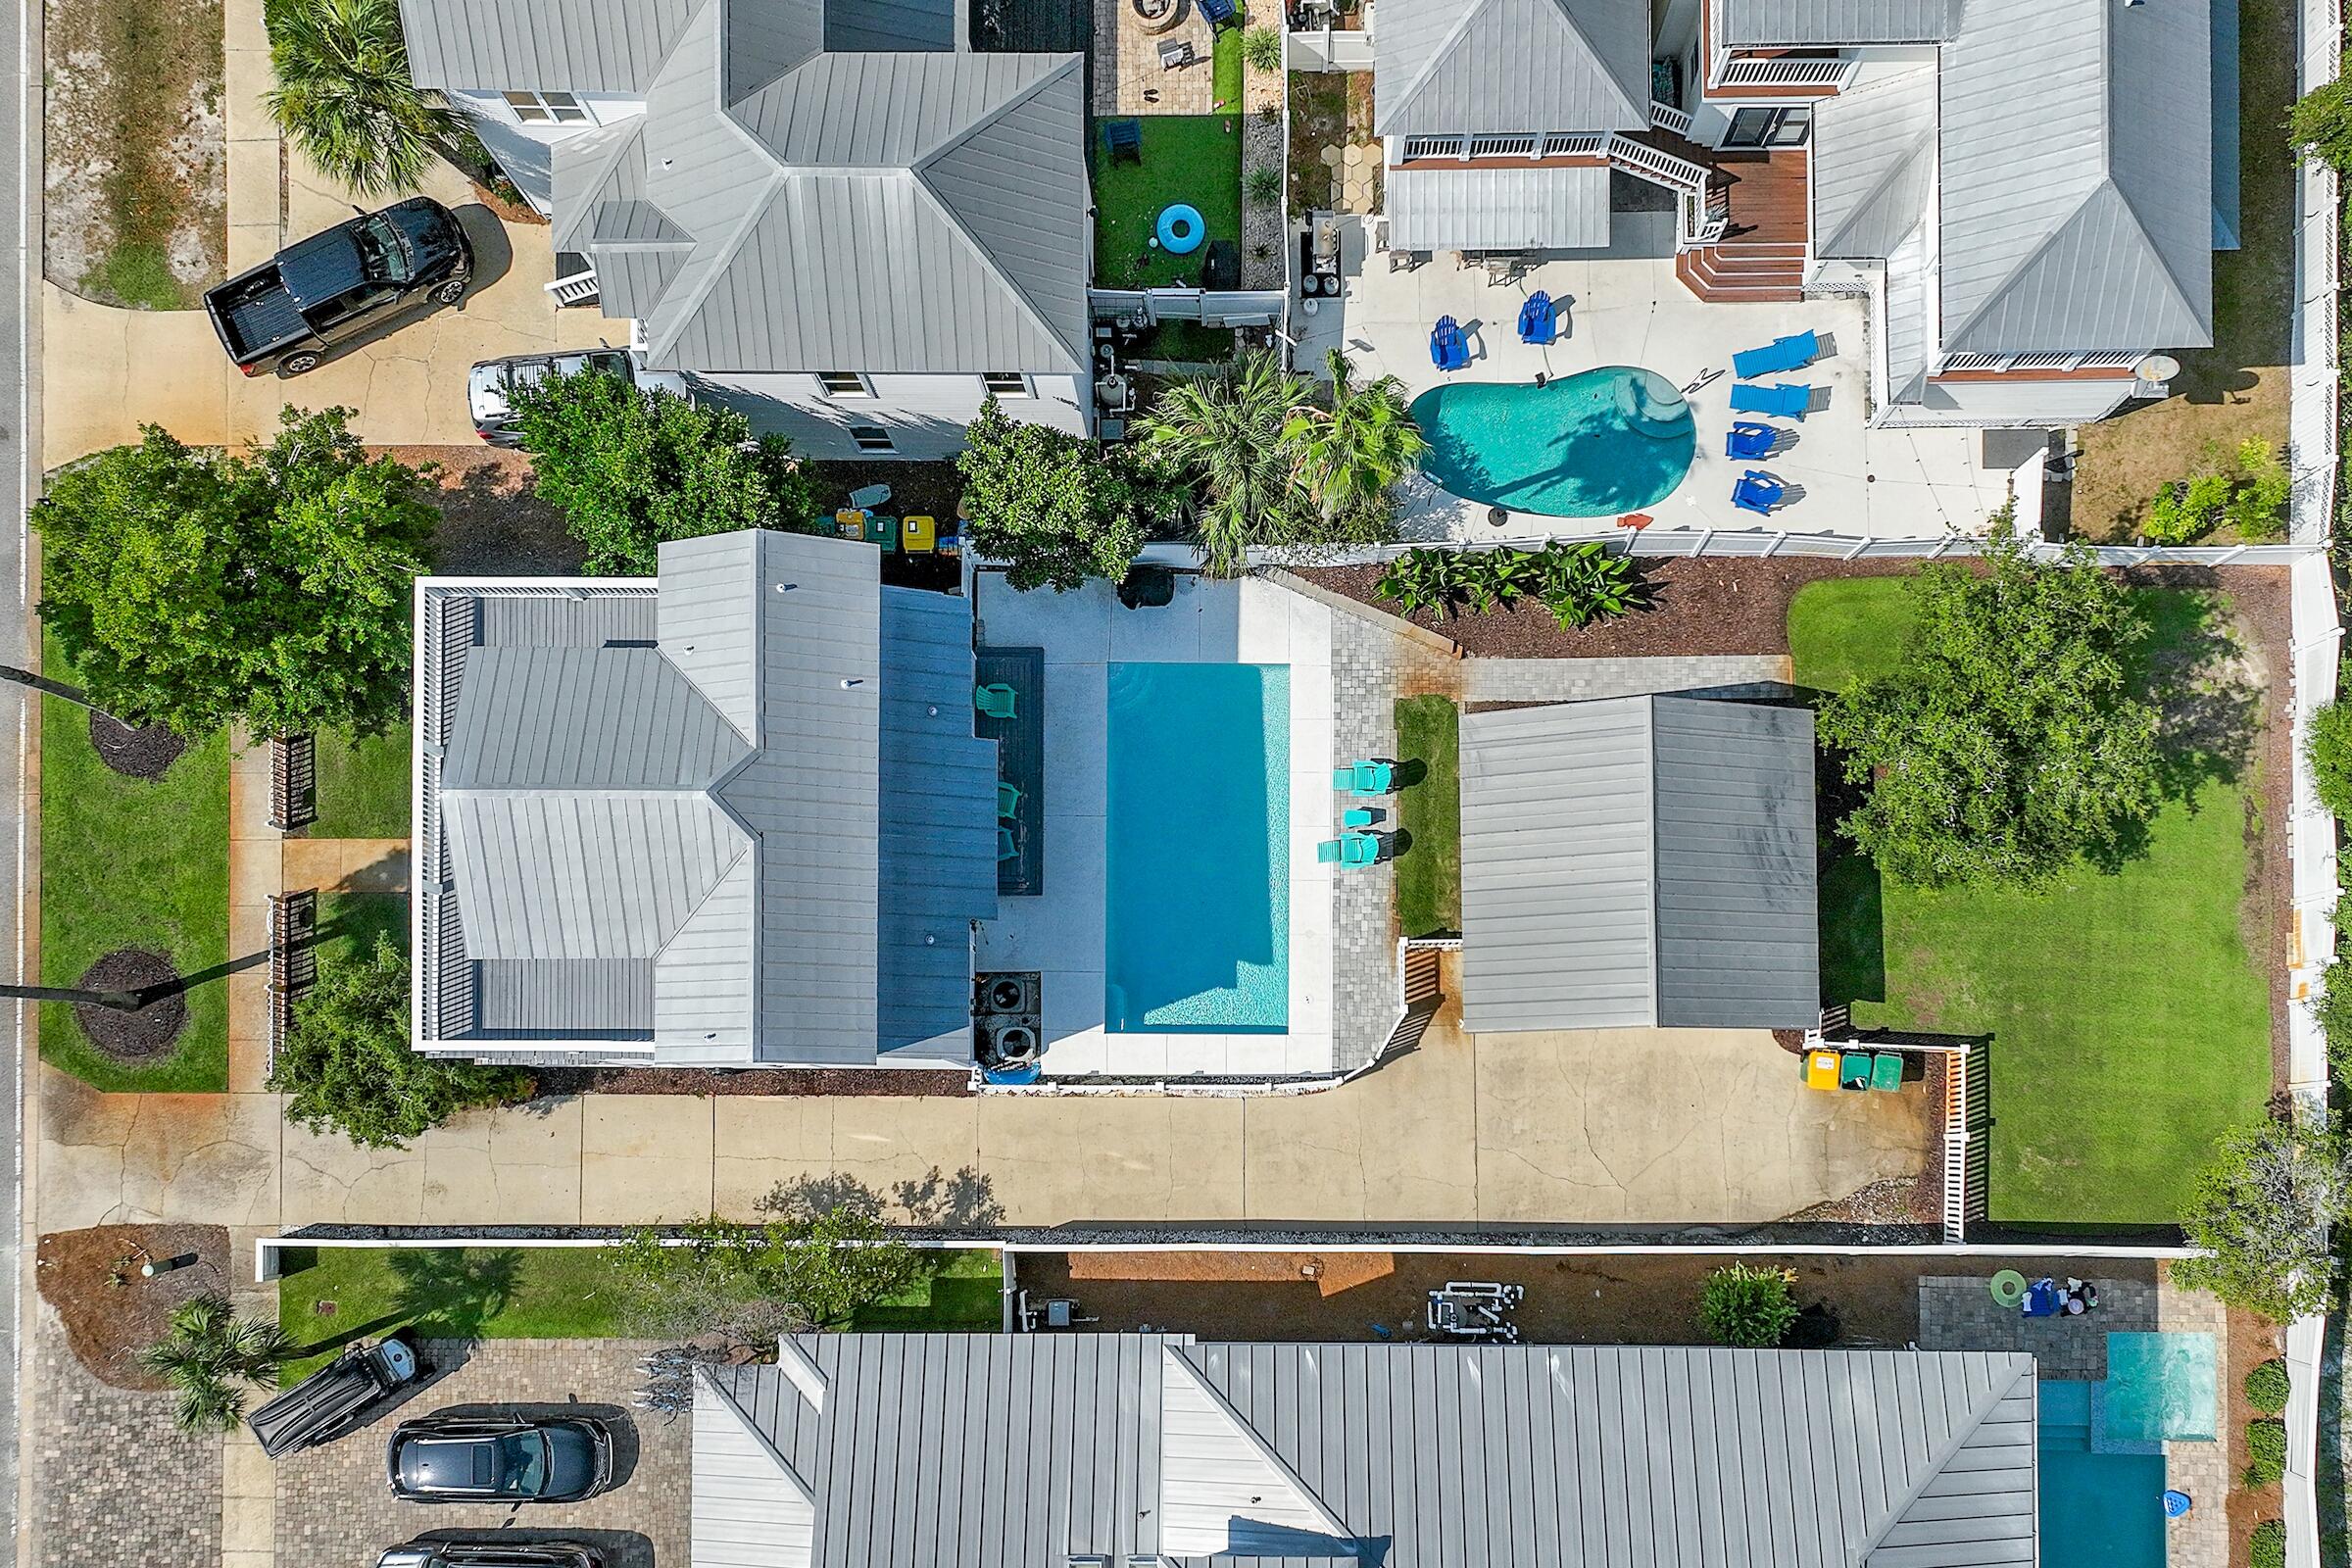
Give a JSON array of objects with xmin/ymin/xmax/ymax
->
[{"xmin": 1675, "ymin": 240, "xmax": 1807, "ymax": 303}]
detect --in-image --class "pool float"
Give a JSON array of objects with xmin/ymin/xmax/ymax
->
[{"xmin": 1156, "ymin": 203, "xmax": 1205, "ymax": 256}]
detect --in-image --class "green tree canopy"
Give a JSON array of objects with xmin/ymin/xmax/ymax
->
[
  {"xmin": 1815, "ymin": 526, "xmax": 2162, "ymax": 889},
  {"xmin": 1283, "ymin": 350, "xmax": 1429, "ymax": 527},
  {"xmin": 265, "ymin": 0, "xmax": 459, "ymax": 196},
  {"xmin": 2290, "ymin": 79, "xmax": 2352, "ymax": 174},
  {"xmin": 507, "ymin": 368, "xmax": 818, "ymax": 574},
  {"xmin": 2172, "ymin": 1116, "xmax": 2352, "ymax": 1322},
  {"xmin": 34, "ymin": 406, "xmax": 436, "ymax": 739},
  {"xmin": 140, "ymin": 1294, "xmax": 295, "ymax": 1433},
  {"xmin": 270, "ymin": 932, "xmax": 532, "ymax": 1149},
  {"xmin": 609, "ymin": 1211, "xmax": 925, "ymax": 1345},
  {"xmin": 956, "ymin": 397, "xmax": 1177, "ymax": 591}
]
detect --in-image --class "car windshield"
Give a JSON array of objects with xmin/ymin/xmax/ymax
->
[
  {"xmin": 353, "ymin": 215, "xmax": 416, "ymax": 284},
  {"xmin": 490, "ymin": 1432, "xmax": 549, "ymax": 1496}
]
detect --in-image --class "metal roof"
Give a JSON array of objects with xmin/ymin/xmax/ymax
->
[
  {"xmin": 1457, "ymin": 695, "xmax": 1818, "ymax": 1033},
  {"xmin": 695, "ymin": 1336, "xmax": 2040, "ymax": 1568},
  {"xmin": 413, "ymin": 529, "xmax": 995, "ymax": 1066},
  {"xmin": 1388, "ymin": 165, "xmax": 1613, "ymax": 252},
  {"xmin": 1811, "ymin": 68, "xmax": 1936, "ymax": 261},
  {"xmin": 1936, "ymin": 0, "xmax": 2212, "ymax": 354},
  {"xmin": 421, "ymin": 0, "xmax": 1095, "ymax": 376},
  {"xmin": 1715, "ymin": 0, "xmax": 1956, "ymax": 45},
  {"xmin": 1374, "ymin": 0, "xmax": 1650, "ymax": 137}
]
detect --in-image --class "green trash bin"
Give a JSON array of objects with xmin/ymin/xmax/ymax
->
[
  {"xmin": 1870, "ymin": 1052, "xmax": 1904, "ymax": 1091},
  {"xmin": 1838, "ymin": 1052, "xmax": 1873, "ymax": 1091}
]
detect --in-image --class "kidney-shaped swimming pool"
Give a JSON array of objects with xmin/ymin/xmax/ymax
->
[{"xmin": 1409, "ymin": 366, "xmax": 1697, "ymax": 517}]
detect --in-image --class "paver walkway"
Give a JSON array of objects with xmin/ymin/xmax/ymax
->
[{"xmin": 31, "ymin": 1303, "xmax": 220, "ymax": 1568}]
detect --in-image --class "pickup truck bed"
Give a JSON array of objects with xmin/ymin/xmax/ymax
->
[{"xmin": 216, "ymin": 280, "xmax": 305, "ymax": 364}]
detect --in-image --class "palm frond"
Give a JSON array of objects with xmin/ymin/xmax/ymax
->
[{"xmin": 266, "ymin": 0, "xmax": 458, "ymax": 196}]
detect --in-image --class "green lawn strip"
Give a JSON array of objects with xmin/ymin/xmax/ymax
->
[
  {"xmin": 38, "ymin": 631, "xmax": 228, "ymax": 1092},
  {"xmin": 1211, "ymin": 25, "xmax": 1243, "ymax": 107},
  {"xmin": 1393, "ymin": 695, "xmax": 1461, "ymax": 938},
  {"xmin": 317, "ymin": 890, "xmax": 408, "ymax": 966},
  {"xmin": 277, "ymin": 1245, "xmax": 1003, "ymax": 1381},
  {"xmin": 1791, "ymin": 579, "xmax": 2272, "ymax": 1227},
  {"xmin": 309, "ymin": 722, "xmax": 412, "ymax": 839},
  {"xmin": 1089, "ymin": 116, "xmax": 1245, "ymax": 291}
]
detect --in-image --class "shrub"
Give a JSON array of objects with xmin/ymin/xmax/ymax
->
[
  {"xmin": 2175, "ymin": 1117, "xmax": 2352, "ymax": 1322},
  {"xmin": 2308, "ymin": 700, "xmax": 2352, "ymax": 819},
  {"xmin": 1240, "ymin": 24, "xmax": 1282, "ymax": 72},
  {"xmin": 2315, "ymin": 952, "xmax": 2352, "ymax": 1079},
  {"xmin": 1246, "ymin": 165, "xmax": 1284, "ymax": 207},
  {"xmin": 2252, "ymin": 1521, "xmax": 2286, "ymax": 1568},
  {"xmin": 2243, "ymin": 1417, "xmax": 2288, "ymax": 1487},
  {"xmin": 2230, "ymin": 439, "xmax": 2291, "ymax": 540},
  {"xmin": 609, "ymin": 1211, "xmax": 925, "ymax": 1345},
  {"xmin": 1531, "ymin": 539, "xmax": 1647, "ymax": 628},
  {"xmin": 1374, "ymin": 542, "xmax": 1646, "ymax": 628},
  {"xmin": 2244, "ymin": 1357, "xmax": 2290, "ymax": 1415},
  {"xmin": 2144, "ymin": 470, "xmax": 2232, "ymax": 544},
  {"xmin": 2292, "ymin": 79, "xmax": 2352, "ymax": 173},
  {"xmin": 140, "ymin": 1295, "xmax": 294, "ymax": 1433},
  {"xmin": 1696, "ymin": 1262, "xmax": 1799, "ymax": 1348},
  {"xmin": 956, "ymin": 398, "xmax": 1176, "ymax": 592}
]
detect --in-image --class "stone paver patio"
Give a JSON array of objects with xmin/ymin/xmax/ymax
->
[{"xmin": 32, "ymin": 1304, "xmax": 220, "ymax": 1568}]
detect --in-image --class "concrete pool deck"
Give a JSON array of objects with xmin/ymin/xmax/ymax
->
[{"xmin": 1296, "ymin": 214, "xmax": 2027, "ymax": 541}]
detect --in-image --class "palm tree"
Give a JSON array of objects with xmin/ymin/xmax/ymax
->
[
  {"xmin": 1284, "ymin": 350, "xmax": 1429, "ymax": 524},
  {"xmin": 1140, "ymin": 350, "xmax": 1306, "ymax": 577},
  {"xmin": 139, "ymin": 1294, "xmax": 296, "ymax": 1433},
  {"xmin": 265, "ymin": 0, "xmax": 459, "ymax": 198}
]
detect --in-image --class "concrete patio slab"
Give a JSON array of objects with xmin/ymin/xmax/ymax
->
[{"xmin": 579, "ymin": 1096, "xmax": 713, "ymax": 1222}]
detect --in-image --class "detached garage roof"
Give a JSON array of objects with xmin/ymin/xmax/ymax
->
[
  {"xmin": 692, "ymin": 1335, "xmax": 2040, "ymax": 1568},
  {"xmin": 1458, "ymin": 695, "xmax": 1819, "ymax": 1033},
  {"xmin": 1389, "ymin": 165, "xmax": 1613, "ymax": 252}
]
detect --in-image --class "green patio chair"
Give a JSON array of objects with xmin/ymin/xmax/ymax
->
[
  {"xmin": 998, "ymin": 826, "xmax": 1018, "ymax": 862},
  {"xmin": 1838, "ymin": 1052, "xmax": 1873, "ymax": 1091},
  {"xmin": 1869, "ymin": 1051, "xmax": 1904, "ymax": 1092},
  {"xmin": 976, "ymin": 683, "xmax": 1018, "ymax": 719},
  {"xmin": 1343, "ymin": 808, "xmax": 1376, "ymax": 828},
  {"xmin": 997, "ymin": 780, "xmax": 1023, "ymax": 818}
]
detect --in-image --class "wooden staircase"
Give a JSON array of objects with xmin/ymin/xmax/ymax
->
[
  {"xmin": 1664, "ymin": 145, "xmax": 1812, "ymax": 305},
  {"xmin": 1676, "ymin": 241, "xmax": 1807, "ymax": 302}
]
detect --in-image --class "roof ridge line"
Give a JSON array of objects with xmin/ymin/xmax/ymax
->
[
  {"xmin": 1855, "ymin": 1355, "xmax": 2037, "ymax": 1561},
  {"xmin": 1937, "ymin": 179, "xmax": 2103, "ymax": 350},
  {"xmin": 1376, "ymin": 0, "xmax": 1490, "ymax": 134},
  {"xmin": 1160, "ymin": 1345, "xmax": 1355, "ymax": 1544},
  {"xmin": 1539, "ymin": 0, "xmax": 1645, "ymax": 120},
  {"xmin": 695, "ymin": 1365, "xmax": 818, "ymax": 1505}
]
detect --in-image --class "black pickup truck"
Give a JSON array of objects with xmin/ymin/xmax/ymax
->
[{"xmin": 203, "ymin": 198, "xmax": 472, "ymax": 376}]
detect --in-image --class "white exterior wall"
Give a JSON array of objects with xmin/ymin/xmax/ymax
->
[
  {"xmin": 451, "ymin": 90, "xmax": 649, "ymax": 214},
  {"xmin": 688, "ymin": 371, "xmax": 1091, "ymax": 460}
]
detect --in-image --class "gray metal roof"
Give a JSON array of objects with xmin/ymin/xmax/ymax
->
[
  {"xmin": 1715, "ymin": 0, "xmax": 1956, "ymax": 45},
  {"xmin": 1388, "ymin": 165, "xmax": 1613, "ymax": 251},
  {"xmin": 694, "ymin": 1336, "xmax": 2039, "ymax": 1568},
  {"xmin": 446, "ymin": 0, "xmax": 1094, "ymax": 376},
  {"xmin": 1936, "ymin": 0, "xmax": 2213, "ymax": 354},
  {"xmin": 413, "ymin": 529, "xmax": 996, "ymax": 1066},
  {"xmin": 1811, "ymin": 68, "xmax": 1936, "ymax": 261},
  {"xmin": 1374, "ymin": 0, "xmax": 1650, "ymax": 137},
  {"xmin": 1457, "ymin": 695, "xmax": 1819, "ymax": 1033}
]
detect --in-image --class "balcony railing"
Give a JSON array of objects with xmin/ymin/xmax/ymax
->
[
  {"xmin": 545, "ymin": 266, "xmax": 601, "ymax": 307},
  {"xmin": 1712, "ymin": 55, "xmax": 1857, "ymax": 91},
  {"xmin": 1648, "ymin": 100, "xmax": 1692, "ymax": 136}
]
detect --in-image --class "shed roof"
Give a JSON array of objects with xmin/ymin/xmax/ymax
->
[
  {"xmin": 694, "ymin": 1335, "xmax": 2040, "ymax": 1568},
  {"xmin": 1373, "ymin": 0, "xmax": 1650, "ymax": 136},
  {"xmin": 1457, "ymin": 695, "xmax": 1819, "ymax": 1032},
  {"xmin": 1388, "ymin": 165, "xmax": 1613, "ymax": 251}
]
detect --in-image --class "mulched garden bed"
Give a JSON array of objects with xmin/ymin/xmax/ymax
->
[
  {"xmin": 73, "ymin": 948, "xmax": 186, "ymax": 1060},
  {"xmin": 532, "ymin": 1066, "xmax": 975, "ymax": 1097},
  {"xmin": 87, "ymin": 710, "xmax": 184, "ymax": 780},
  {"xmin": 35, "ymin": 1222, "xmax": 230, "ymax": 1389}
]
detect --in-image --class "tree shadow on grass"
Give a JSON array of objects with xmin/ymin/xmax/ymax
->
[
  {"xmin": 2089, "ymin": 589, "xmax": 2263, "ymax": 873},
  {"xmin": 389, "ymin": 1248, "xmax": 522, "ymax": 1344}
]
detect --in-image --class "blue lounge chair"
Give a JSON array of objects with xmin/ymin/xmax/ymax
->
[
  {"xmin": 1102, "ymin": 117, "xmax": 1143, "ymax": 166},
  {"xmin": 1333, "ymin": 760, "xmax": 1395, "ymax": 795},
  {"xmin": 1430, "ymin": 316, "xmax": 1469, "ymax": 372},
  {"xmin": 1516, "ymin": 291, "xmax": 1556, "ymax": 346},
  {"xmin": 1727, "ymin": 382, "xmax": 1812, "ymax": 419},
  {"xmin": 1343, "ymin": 808, "xmax": 1377, "ymax": 828},
  {"xmin": 1732, "ymin": 329, "xmax": 1820, "ymax": 380},
  {"xmin": 1732, "ymin": 469, "xmax": 1787, "ymax": 515},
  {"xmin": 1725, "ymin": 421, "xmax": 1777, "ymax": 460}
]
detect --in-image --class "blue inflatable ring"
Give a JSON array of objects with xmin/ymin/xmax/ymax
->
[{"xmin": 1156, "ymin": 203, "xmax": 1205, "ymax": 255}]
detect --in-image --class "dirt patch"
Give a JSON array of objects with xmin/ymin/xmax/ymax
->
[
  {"xmin": 87, "ymin": 710, "xmax": 186, "ymax": 780},
  {"xmin": 35, "ymin": 1223, "xmax": 231, "ymax": 1389},
  {"xmin": 44, "ymin": 0, "xmax": 225, "ymax": 307},
  {"xmin": 530, "ymin": 1066, "xmax": 975, "ymax": 1097},
  {"xmin": 73, "ymin": 949, "xmax": 187, "ymax": 1060},
  {"xmin": 2227, "ymin": 1305, "xmax": 2288, "ymax": 1568},
  {"xmin": 1285, "ymin": 70, "xmax": 1379, "ymax": 216},
  {"xmin": 801, "ymin": 458, "xmax": 962, "ymax": 522},
  {"xmin": 373, "ymin": 447, "xmax": 587, "ymax": 575}
]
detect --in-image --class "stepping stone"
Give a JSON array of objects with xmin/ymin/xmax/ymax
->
[
  {"xmin": 1320, "ymin": 144, "xmax": 1342, "ymax": 166},
  {"xmin": 1342, "ymin": 143, "xmax": 1367, "ymax": 167}
]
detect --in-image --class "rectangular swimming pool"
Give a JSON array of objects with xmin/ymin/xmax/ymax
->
[
  {"xmin": 1104, "ymin": 662, "xmax": 1290, "ymax": 1033},
  {"xmin": 2041, "ymin": 1380, "xmax": 2166, "ymax": 1568}
]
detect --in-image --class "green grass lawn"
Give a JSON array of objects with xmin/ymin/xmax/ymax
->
[
  {"xmin": 39, "ymin": 633, "xmax": 229, "ymax": 1092},
  {"xmin": 1393, "ymin": 696, "xmax": 1461, "ymax": 938},
  {"xmin": 1211, "ymin": 25, "xmax": 1242, "ymax": 107},
  {"xmin": 317, "ymin": 890, "xmax": 407, "ymax": 966},
  {"xmin": 309, "ymin": 722, "xmax": 411, "ymax": 839},
  {"xmin": 276, "ymin": 1245, "xmax": 1004, "ymax": 1380},
  {"xmin": 1792, "ymin": 579, "xmax": 2273, "ymax": 1227},
  {"xmin": 1090, "ymin": 116, "xmax": 1244, "ymax": 291}
]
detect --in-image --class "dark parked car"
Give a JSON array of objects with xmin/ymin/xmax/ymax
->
[
  {"xmin": 203, "ymin": 198, "xmax": 472, "ymax": 377},
  {"xmin": 466, "ymin": 348, "xmax": 690, "ymax": 447},
  {"xmin": 386, "ymin": 1414, "xmax": 613, "ymax": 1504},
  {"xmin": 377, "ymin": 1543, "xmax": 603, "ymax": 1568}
]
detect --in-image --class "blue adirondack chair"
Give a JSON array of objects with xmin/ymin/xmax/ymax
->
[
  {"xmin": 1199, "ymin": 0, "xmax": 1239, "ymax": 25},
  {"xmin": 1727, "ymin": 382, "xmax": 1812, "ymax": 419},
  {"xmin": 1102, "ymin": 117, "xmax": 1143, "ymax": 165},
  {"xmin": 1725, "ymin": 421, "xmax": 1777, "ymax": 460},
  {"xmin": 1732, "ymin": 329, "xmax": 1821, "ymax": 380},
  {"xmin": 1516, "ymin": 291, "xmax": 1557, "ymax": 346},
  {"xmin": 1430, "ymin": 316, "xmax": 1469, "ymax": 372},
  {"xmin": 1732, "ymin": 470, "xmax": 1788, "ymax": 515},
  {"xmin": 1332, "ymin": 760, "xmax": 1395, "ymax": 796}
]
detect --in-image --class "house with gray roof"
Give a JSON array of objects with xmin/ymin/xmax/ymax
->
[
  {"xmin": 1368, "ymin": 0, "xmax": 2224, "ymax": 428},
  {"xmin": 397, "ymin": 0, "xmax": 1091, "ymax": 460},
  {"xmin": 692, "ymin": 1333, "xmax": 2039, "ymax": 1567},
  {"xmin": 410, "ymin": 527, "xmax": 999, "ymax": 1067},
  {"xmin": 1457, "ymin": 696, "xmax": 1819, "ymax": 1034}
]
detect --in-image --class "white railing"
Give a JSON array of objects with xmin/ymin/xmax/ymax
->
[
  {"xmin": 1648, "ymin": 100, "xmax": 1692, "ymax": 136},
  {"xmin": 1712, "ymin": 55, "xmax": 1857, "ymax": 91},
  {"xmin": 1284, "ymin": 25, "xmax": 1374, "ymax": 72},
  {"xmin": 1469, "ymin": 133, "xmax": 1541, "ymax": 158},
  {"xmin": 1603, "ymin": 132, "xmax": 1710, "ymax": 192},
  {"xmin": 1089, "ymin": 286, "xmax": 1287, "ymax": 326},
  {"xmin": 1398, "ymin": 131, "xmax": 1605, "ymax": 162},
  {"xmin": 1940, "ymin": 1048, "xmax": 1972, "ymax": 1242},
  {"xmin": 1541, "ymin": 131, "xmax": 1607, "ymax": 157},
  {"xmin": 544, "ymin": 266, "xmax": 600, "ymax": 306}
]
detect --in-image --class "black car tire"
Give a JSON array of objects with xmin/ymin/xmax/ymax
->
[
  {"xmin": 434, "ymin": 277, "xmax": 468, "ymax": 305},
  {"xmin": 279, "ymin": 352, "xmax": 321, "ymax": 375}
]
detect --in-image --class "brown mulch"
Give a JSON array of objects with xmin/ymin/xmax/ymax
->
[
  {"xmin": 372, "ymin": 447, "xmax": 587, "ymax": 576},
  {"xmin": 87, "ymin": 710, "xmax": 184, "ymax": 780},
  {"xmin": 801, "ymin": 459, "xmax": 962, "ymax": 524},
  {"xmin": 2226, "ymin": 1303, "xmax": 2287, "ymax": 1568},
  {"xmin": 530, "ymin": 1066, "xmax": 975, "ymax": 1097},
  {"xmin": 1291, "ymin": 556, "xmax": 1932, "ymax": 661},
  {"xmin": 35, "ymin": 1223, "xmax": 231, "ymax": 1390},
  {"xmin": 73, "ymin": 949, "xmax": 186, "ymax": 1060},
  {"xmin": 466, "ymin": 180, "xmax": 547, "ymax": 225}
]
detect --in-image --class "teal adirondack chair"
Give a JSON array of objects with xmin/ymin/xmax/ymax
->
[
  {"xmin": 1315, "ymin": 831, "xmax": 1381, "ymax": 866},
  {"xmin": 976, "ymin": 683, "xmax": 1018, "ymax": 719},
  {"xmin": 997, "ymin": 781, "xmax": 1023, "ymax": 818}
]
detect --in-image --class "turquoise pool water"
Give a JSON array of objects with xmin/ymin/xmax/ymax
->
[
  {"xmin": 1104, "ymin": 662, "xmax": 1290, "ymax": 1033},
  {"xmin": 2103, "ymin": 1332, "xmax": 2218, "ymax": 1442},
  {"xmin": 2041, "ymin": 1381, "xmax": 2166, "ymax": 1568},
  {"xmin": 1408, "ymin": 366, "xmax": 1697, "ymax": 517}
]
